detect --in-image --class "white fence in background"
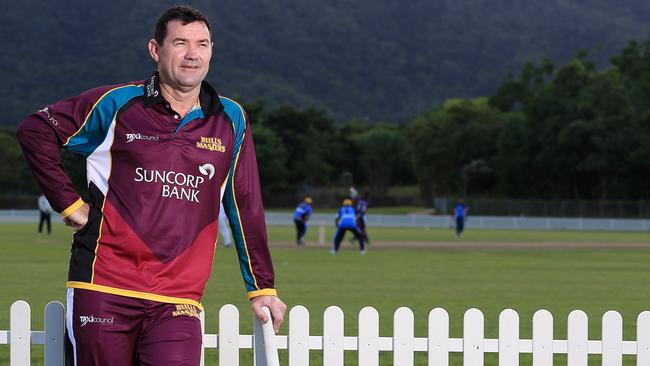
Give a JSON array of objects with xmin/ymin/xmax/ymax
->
[
  {"xmin": 265, "ymin": 212, "xmax": 650, "ymax": 232},
  {"xmin": 2, "ymin": 301, "xmax": 650, "ymax": 365},
  {"xmin": 2, "ymin": 210, "xmax": 649, "ymax": 232}
]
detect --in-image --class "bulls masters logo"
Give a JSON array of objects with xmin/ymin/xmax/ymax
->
[{"xmin": 134, "ymin": 164, "xmax": 215, "ymax": 203}]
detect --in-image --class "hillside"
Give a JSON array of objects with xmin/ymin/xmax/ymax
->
[{"xmin": 1, "ymin": 0, "xmax": 650, "ymax": 123}]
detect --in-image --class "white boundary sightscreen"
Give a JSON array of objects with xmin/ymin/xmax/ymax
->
[{"xmin": 2, "ymin": 300, "xmax": 650, "ymax": 365}]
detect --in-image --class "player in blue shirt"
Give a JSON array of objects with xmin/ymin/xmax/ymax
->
[
  {"xmin": 293, "ymin": 197, "xmax": 313, "ymax": 245},
  {"xmin": 332, "ymin": 199, "xmax": 366, "ymax": 254},
  {"xmin": 454, "ymin": 198, "xmax": 468, "ymax": 237}
]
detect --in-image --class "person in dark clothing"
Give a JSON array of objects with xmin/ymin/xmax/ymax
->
[
  {"xmin": 38, "ymin": 194, "xmax": 52, "ymax": 234},
  {"xmin": 353, "ymin": 191, "xmax": 370, "ymax": 243},
  {"xmin": 293, "ymin": 197, "xmax": 312, "ymax": 245},
  {"xmin": 454, "ymin": 198, "xmax": 468, "ymax": 237}
]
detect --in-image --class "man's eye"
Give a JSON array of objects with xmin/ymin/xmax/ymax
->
[{"xmin": 173, "ymin": 41, "xmax": 187, "ymax": 47}]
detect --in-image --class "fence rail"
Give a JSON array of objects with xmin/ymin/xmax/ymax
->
[
  {"xmin": 2, "ymin": 300, "xmax": 650, "ymax": 365},
  {"xmin": 265, "ymin": 212, "xmax": 650, "ymax": 232}
]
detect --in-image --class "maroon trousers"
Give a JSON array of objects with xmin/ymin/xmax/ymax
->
[{"xmin": 65, "ymin": 288, "xmax": 202, "ymax": 366}]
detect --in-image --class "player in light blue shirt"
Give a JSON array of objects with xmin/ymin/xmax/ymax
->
[{"xmin": 332, "ymin": 199, "xmax": 366, "ymax": 254}]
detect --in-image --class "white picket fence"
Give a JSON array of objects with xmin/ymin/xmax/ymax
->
[{"xmin": 2, "ymin": 300, "xmax": 650, "ymax": 365}]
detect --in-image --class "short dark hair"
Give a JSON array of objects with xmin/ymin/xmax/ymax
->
[{"xmin": 154, "ymin": 6, "xmax": 211, "ymax": 44}]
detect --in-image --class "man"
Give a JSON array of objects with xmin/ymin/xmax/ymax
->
[
  {"xmin": 454, "ymin": 198, "xmax": 469, "ymax": 237},
  {"xmin": 293, "ymin": 196, "xmax": 312, "ymax": 245},
  {"xmin": 353, "ymin": 191, "xmax": 369, "ymax": 244},
  {"xmin": 332, "ymin": 198, "xmax": 366, "ymax": 254},
  {"xmin": 17, "ymin": 6, "xmax": 285, "ymax": 365},
  {"xmin": 37, "ymin": 193, "xmax": 53, "ymax": 234}
]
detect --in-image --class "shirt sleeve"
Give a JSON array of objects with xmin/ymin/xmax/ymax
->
[
  {"xmin": 221, "ymin": 101, "xmax": 277, "ymax": 300},
  {"xmin": 16, "ymin": 86, "xmax": 113, "ymax": 216}
]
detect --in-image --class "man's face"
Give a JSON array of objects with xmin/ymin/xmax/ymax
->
[{"xmin": 149, "ymin": 20, "xmax": 212, "ymax": 91}]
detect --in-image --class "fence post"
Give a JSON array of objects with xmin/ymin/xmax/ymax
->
[
  {"xmin": 567, "ymin": 310, "xmax": 588, "ymax": 366},
  {"xmin": 532, "ymin": 310, "xmax": 553, "ymax": 366},
  {"xmin": 323, "ymin": 306, "xmax": 344, "ymax": 366},
  {"xmin": 428, "ymin": 308, "xmax": 449, "ymax": 366},
  {"xmin": 463, "ymin": 308, "xmax": 484, "ymax": 366},
  {"xmin": 498, "ymin": 309, "xmax": 519, "ymax": 366},
  {"xmin": 602, "ymin": 311, "xmax": 623, "ymax": 366},
  {"xmin": 358, "ymin": 307, "xmax": 379, "ymax": 365},
  {"xmin": 44, "ymin": 301, "xmax": 65, "ymax": 366},
  {"xmin": 199, "ymin": 311, "xmax": 205, "ymax": 366},
  {"xmin": 219, "ymin": 304, "xmax": 240, "ymax": 366},
  {"xmin": 394, "ymin": 307, "xmax": 414, "ymax": 366},
  {"xmin": 10, "ymin": 301, "xmax": 31, "ymax": 366},
  {"xmin": 288, "ymin": 306, "xmax": 310, "ymax": 366},
  {"xmin": 254, "ymin": 307, "xmax": 279, "ymax": 366},
  {"xmin": 637, "ymin": 312, "xmax": 650, "ymax": 365}
]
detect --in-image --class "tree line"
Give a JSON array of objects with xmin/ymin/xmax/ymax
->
[{"xmin": 2, "ymin": 40, "xmax": 650, "ymax": 203}]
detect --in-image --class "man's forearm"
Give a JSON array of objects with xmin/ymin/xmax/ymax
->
[{"xmin": 16, "ymin": 117, "xmax": 82, "ymax": 214}]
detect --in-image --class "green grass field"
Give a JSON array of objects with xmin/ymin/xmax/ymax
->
[{"xmin": 1, "ymin": 223, "xmax": 649, "ymax": 365}]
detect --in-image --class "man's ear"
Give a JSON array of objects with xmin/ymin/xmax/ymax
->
[{"xmin": 148, "ymin": 39, "xmax": 160, "ymax": 63}]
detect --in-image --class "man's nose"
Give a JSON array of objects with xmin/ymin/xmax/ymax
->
[{"xmin": 185, "ymin": 46, "xmax": 200, "ymax": 60}]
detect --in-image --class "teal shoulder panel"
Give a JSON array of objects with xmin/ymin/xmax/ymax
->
[{"xmin": 65, "ymin": 85, "xmax": 144, "ymax": 156}]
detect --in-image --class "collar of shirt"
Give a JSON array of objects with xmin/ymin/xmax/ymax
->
[{"xmin": 143, "ymin": 71, "xmax": 223, "ymax": 116}]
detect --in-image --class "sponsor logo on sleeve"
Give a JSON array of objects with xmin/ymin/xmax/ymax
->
[
  {"xmin": 196, "ymin": 137, "xmax": 226, "ymax": 152},
  {"xmin": 37, "ymin": 107, "xmax": 59, "ymax": 126},
  {"xmin": 134, "ymin": 164, "xmax": 215, "ymax": 203}
]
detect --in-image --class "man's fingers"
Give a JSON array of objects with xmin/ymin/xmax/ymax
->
[
  {"xmin": 272, "ymin": 314, "xmax": 283, "ymax": 333},
  {"xmin": 270, "ymin": 303, "xmax": 286, "ymax": 333},
  {"xmin": 254, "ymin": 306, "xmax": 269, "ymax": 323}
]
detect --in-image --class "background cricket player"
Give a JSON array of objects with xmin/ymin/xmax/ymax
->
[{"xmin": 332, "ymin": 198, "xmax": 366, "ymax": 254}]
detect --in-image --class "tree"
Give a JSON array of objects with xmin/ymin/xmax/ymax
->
[
  {"xmin": 408, "ymin": 98, "xmax": 503, "ymax": 200},
  {"xmin": 248, "ymin": 124, "xmax": 289, "ymax": 195},
  {"xmin": 0, "ymin": 128, "xmax": 38, "ymax": 195},
  {"xmin": 261, "ymin": 106, "xmax": 340, "ymax": 187},
  {"xmin": 353, "ymin": 124, "xmax": 409, "ymax": 197}
]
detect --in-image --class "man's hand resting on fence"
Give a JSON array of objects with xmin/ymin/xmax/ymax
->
[{"xmin": 251, "ymin": 295, "xmax": 287, "ymax": 333}]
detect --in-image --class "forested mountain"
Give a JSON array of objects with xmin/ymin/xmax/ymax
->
[{"xmin": 2, "ymin": 0, "xmax": 650, "ymax": 124}]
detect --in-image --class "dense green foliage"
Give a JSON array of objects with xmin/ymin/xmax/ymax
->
[
  {"xmin": 3, "ymin": 1, "xmax": 650, "ymax": 202},
  {"xmin": 2, "ymin": 1, "xmax": 650, "ymax": 124},
  {"xmin": 1, "ymin": 223, "xmax": 649, "ymax": 365}
]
